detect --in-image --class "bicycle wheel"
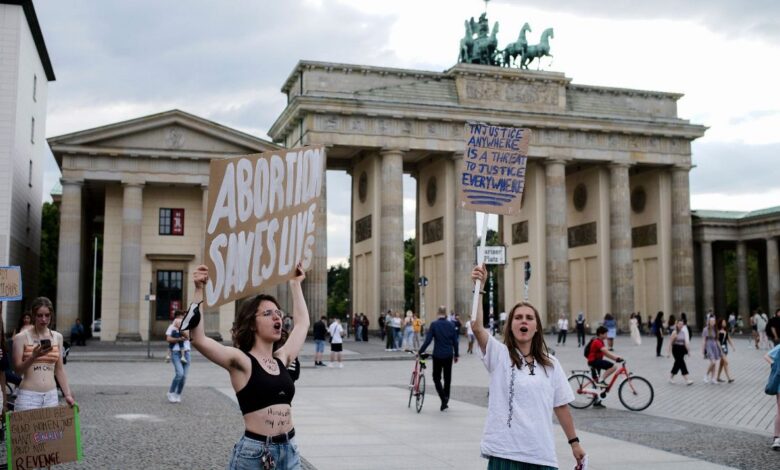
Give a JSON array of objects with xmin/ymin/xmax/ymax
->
[
  {"xmin": 618, "ymin": 375, "xmax": 654, "ymax": 411},
  {"xmin": 415, "ymin": 375, "xmax": 426, "ymax": 413},
  {"xmin": 408, "ymin": 371, "xmax": 416, "ymax": 408},
  {"xmin": 567, "ymin": 373, "xmax": 597, "ymax": 409}
]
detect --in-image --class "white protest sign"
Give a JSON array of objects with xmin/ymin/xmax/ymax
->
[
  {"xmin": 460, "ymin": 123, "xmax": 531, "ymax": 215},
  {"xmin": 204, "ymin": 146, "xmax": 324, "ymax": 307}
]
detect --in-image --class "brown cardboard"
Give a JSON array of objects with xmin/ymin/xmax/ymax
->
[
  {"xmin": 204, "ymin": 146, "xmax": 325, "ymax": 307},
  {"xmin": 459, "ymin": 123, "xmax": 531, "ymax": 215},
  {"xmin": 7, "ymin": 405, "xmax": 82, "ymax": 469},
  {"xmin": 0, "ymin": 266, "xmax": 22, "ymax": 301}
]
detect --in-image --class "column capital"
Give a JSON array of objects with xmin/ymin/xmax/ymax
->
[
  {"xmin": 609, "ymin": 162, "xmax": 632, "ymax": 170},
  {"xmin": 60, "ymin": 178, "xmax": 84, "ymax": 187},
  {"xmin": 121, "ymin": 180, "xmax": 145, "ymax": 188},
  {"xmin": 380, "ymin": 147, "xmax": 406, "ymax": 156},
  {"xmin": 544, "ymin": 158, "xmax": 568, "ymax": 167}
]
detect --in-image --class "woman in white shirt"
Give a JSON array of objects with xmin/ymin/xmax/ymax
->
[
  {"xmin": 328, "ymin": 319, "xmax": 344, "ymax": 368},
  {"xmin": 471, "ymin": 265, "xmax": 586, "ymax": 469},
  {"xmin": 556, "ymin": 315, "xmax": 568, "ymax": 346}
]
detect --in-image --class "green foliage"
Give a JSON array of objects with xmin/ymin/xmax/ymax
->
[
  {"xmin": 39, "ymin": 202, "xmax": 59, "ymax": 301},
  {"xmin": 404, "ymin": 237, "xmax": 416, "ymax": 312},
  {"xmin": 327, "ymin": 263, "xmax": 350, "ymax": 319},
  {"xmin": 723, "ymin": 248, "xmax": 761, "ymax": 313}
]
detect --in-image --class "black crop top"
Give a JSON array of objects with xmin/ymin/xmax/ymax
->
[{"xmin": 236, "ymin": 353, "xmax": 295, "ymax": 415}]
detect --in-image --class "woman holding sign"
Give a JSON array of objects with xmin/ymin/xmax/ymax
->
[
  {"xmin": 181, "ymin": 263, "xmax": 309, "ymax": 470},
  {"xmin": 12, "ymin": 296, "xmax": 75, "ymax": 411},
  {"xmin": 470, "ymin": 265, "xmax": 586, "ymax": 470}
]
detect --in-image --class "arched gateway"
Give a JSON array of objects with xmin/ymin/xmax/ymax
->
[
  {"xmin": 49, "ymin": 62, "xmax": 707, "ymax": 341},
  {"xmin": 269, "ymin": 61, "xmax": 706, "ymax": 332}
]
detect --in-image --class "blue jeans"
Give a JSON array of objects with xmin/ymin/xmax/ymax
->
[
  {"xmin": 314, "ymin": 339, "xmax": 326, "ymax": 353},
  {"xmin": 393, "ymin": 328, "xmax": 402, "ymax": 349},
  {"xmin": 403, "ymin": 326, "xmax": 414, "ymax": 349},
  {"xmin": 228, "ymin": 435, "xmax": 300, "ymax": 470},
  {"xmin": 169, "ymin": 350, "xmax": 190, "ymax": 394}
]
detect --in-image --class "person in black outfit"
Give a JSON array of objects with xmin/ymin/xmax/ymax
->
[
  {"xmin": 767, "ymin": 308, "xmax": 780, "ymax": 347},
  {"xmin": 312, "ymin": 316, "xmax": 328, "ymax": 366},
  {"xmin": 419, "ymin": 306, "xmax": 459, "ymax": 411},
  {"xmin": 653, "ymin": 311, "xmax": 665, "ymax": 357}
]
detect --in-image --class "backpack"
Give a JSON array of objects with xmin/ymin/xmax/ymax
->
[{"xmin": 583, "ymin": 338, "xmax": 595, "ymax": 358}]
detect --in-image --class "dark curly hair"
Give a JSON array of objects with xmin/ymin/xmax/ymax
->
[{"xmin": 231, "ymin": 294, "xmax": 281, "ymax": 352}]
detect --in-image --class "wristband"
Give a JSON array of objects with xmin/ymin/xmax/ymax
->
[
  {"xmin": 568, "ymin": 437, "xmax": 580, "ymax": 445},
  {"xmin": 474, "ymin": 290, "xmax": 486, "ymax": 295}
]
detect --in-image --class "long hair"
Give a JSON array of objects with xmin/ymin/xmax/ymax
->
[
  {"xmin": 231, "ymin": 294, "xmax": 281, "ymax": 352},
  {"xmin": 30, "ymin": 297, "xmax": 55, "ymax": 333},
  {"xmin": 503, "ymin": 302, "xmax": 552, "ymax": 370},
  {"xmin": 15, "ymin": 311, "xmax": 32, "ymax": 335}
]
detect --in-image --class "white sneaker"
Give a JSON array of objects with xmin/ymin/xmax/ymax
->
[
  {"xmin": 338, "ymin": 363, "xmax": 343, "ymax": 369},
  {"xmin": 703, "ymin": 376, "xmax": 710, "ymax": 384},
  {"xmin": 167, "ymin": 392, "xmax": 176, "ymax": 403},
  {"xmin": 772, "ymin": 437, "xmax": 780, "ymax": 450},
  {"xmin": 174, "ymin": 394, "xmax": 182, "ymax": 403}
]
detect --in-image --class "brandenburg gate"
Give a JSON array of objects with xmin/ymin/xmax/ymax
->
[{"xmin": 268, "ymin": 60, "xmax": 706, "ymax": 330}]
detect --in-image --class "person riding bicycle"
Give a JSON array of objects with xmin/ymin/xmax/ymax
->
[{"xmin": 586, "ymin": 326, "xmax": 623, "ymax": 407}]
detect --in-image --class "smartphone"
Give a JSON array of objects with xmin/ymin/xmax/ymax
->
[{"xmin": 40, "ymin": 339, "xmax": 51, "ymax": 350}]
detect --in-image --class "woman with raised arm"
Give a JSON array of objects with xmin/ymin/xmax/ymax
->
[
  {"xmin": 180, "ymin": 263, "xmax": 309, "ymax": 470},
  {"xmin": 470, "ymin": 265, "xmax": 586, "ymax": 470}
]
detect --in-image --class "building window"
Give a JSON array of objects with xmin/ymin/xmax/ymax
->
[
  {"xmin": 28, "ymin": 160, "xmax": 33, "ymax": 187},
  {"xmin": 159, "ymin": 208, "xmax": 184, "ymax": 235},
  {"xmin": 31, "ymin": 117, "xmax": 35, "ymax": 143},
  {"xmin": 156, "ymin": 270, "xmax": 183, "ymax": 320},
  {"xmin": 33, "ymin": 74, "xmax": 37, "ymax": 101}
]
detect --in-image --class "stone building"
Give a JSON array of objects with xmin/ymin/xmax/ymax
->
[
  {"xmin": 50, "ymin": 60, "xmax": 729, "ymax": 339},
  {"xmin": 0, "ymin": 0, "xmax": 54, "ymax": 322}
]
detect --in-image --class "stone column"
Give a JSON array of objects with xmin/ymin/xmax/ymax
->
[
  {"xmin": 303, "ymin": 169, "xmax": 327, "ymax": 327},
  {"xmin": 768, "ymin": 237, "xmax": 780, "ymax": 315},
  {"xmin": 117, "ymin": 182, "xmax": 143, "ymax": 341},
  {"xmin": 452, "ymin": 152, "xmax": 477, "ymax": 318},
  {"xmin": 609, "ymin": 163, "xmax": 634, "ymax": 329},
  {"xmin": 700, "ymin": 241, "xmax": 714, "ymax": 312},
  {"xmin": 736, "ymin": 241, "xmax": 749, "ymax": 320},
  {"xmin": 56, "ymin": 179, "xmax": 83, "ymax": 336},
  {"xmin": 671, "ymin": 166, "xmax": 695, "ymax": 323},
  {"xmin": 545, "ymin": 159, "xmax": 569, "ymax": 326},
  {"xmin": 380, "ymin": 148, "xmax": 405, "ymax": 312}
]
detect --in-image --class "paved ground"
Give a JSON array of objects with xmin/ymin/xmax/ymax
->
[{"xmin": 13, "ymin": 332, "xmax": 777, "ymax": 469}]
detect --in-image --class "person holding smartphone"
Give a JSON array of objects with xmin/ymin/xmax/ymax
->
[{"xmin": 12, "ymin": 297, "xmax": 75, "ymax": 411}]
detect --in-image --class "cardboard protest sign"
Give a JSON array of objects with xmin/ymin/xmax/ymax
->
[
  {"xmin": 460, "ymin": 123, "xmax": 531, "ymax": 215},
  {"xmin": 204, "ymin": 146, "xmax": 325, "ymax": 307},
  {"xmin": 6, "ymin": 405, "xmax": 83, "ymax": 470},
  {"xmin": 0, "ymin": 266, "xmax": 23, "ymax": 301}
]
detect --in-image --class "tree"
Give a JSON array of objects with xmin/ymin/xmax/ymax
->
[
  {"xmin": 39, "ymin": 202, "xmax": 59, "ymax": 301},
  {"xmin": 327, "ymin": 263, "xmax": 350, "ymax": 319}
]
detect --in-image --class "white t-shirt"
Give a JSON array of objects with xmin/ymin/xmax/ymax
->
[
  {"xmin": 165, "ymin": 324, "xmax": 184, "ymax": 352},
  {"xmin": 479, "ymin": 336, "xmax": 573, "ymax": 467},
  {"xmin": 328, "ymin": 322, "xmax": 344, "ymax": 344},
  {"xmin": 557, "ymin": 319, "xmax": 569, "ymax": 330}
]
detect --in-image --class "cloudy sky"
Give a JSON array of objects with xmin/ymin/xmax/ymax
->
[{"xmin": 35, "ymin": 0, "xmax": 780, "ymax": 266}]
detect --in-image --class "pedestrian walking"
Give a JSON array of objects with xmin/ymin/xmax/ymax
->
[
  {"xmin": 653, "ymin": 311, "xmax": 665, "ymax": 357},
  {"xmin": 604, "ymin": 313, "xmax": 617, "ymax": 351},
  {"xmin": 701, "ymin": 316, "xmax": 722, "ymax": 384},
  {"xmin": 328, "ymin": 318, "xmax": 345, "ymax": 368},
  {"xmin": 716, "ymin": 318, "xmax": 736, "ymax": 383},
  {"xmin": 12, "ymin": 297, "xmax": 75, "ymax": 412},
  {"xmin": 355, "ymin": 313, "xmax": 363, "ymax": 342},
  {"xmin": 313, "ymin": 316, "xmax": 327, "ymax": 366},
  {"xmin": 391, "ymin": 311, "xmax": 403, "ymax": 351},
  {"xmin": 629, "ymin": 313, "xmax": 642, "ymax": 346},
  {"xmin": 378, "ymin": 312, "xmax": 386, "ymax": 342},
  {"xmin": 752, "ymin": 311, "xmax": 760, "ymax": 349},
  {"xmin": 668, "ymin": 320, "xmax": 693, "ymax": 385},
  {"xmin": 556, "ymin": 314, "xmax": 569, "ymax": 346},
  {"xmin": 767, "ymin": 308, "xmax": 780, "ymax": 347},
  {"xmin": 469, "ymin": 265, "xmax": 586, "ymax": 469},
  {"xmin": 412, "ymin": 313, "xmax": 423, "ymax": 350},
  {"xmin": 757, "ymin": 309, "xmax": 770, "ymax": 349},
  {"xmin": 575, "ymin": 311, "xmax": 586, "ymax": 347},
  {"xmin": 466, "ymin": 319, "xmax": 476, "ymax": 354},
  {"xmin": 182, "ymin": 264, "xmax": 309, "ymax": 469},
  {"xmin": 636, "ymin": 311, "xmax": 644, "ymax": 335},
  {"xmin": 418, "ymin": 306, "xmax": 459, "ymax": 411},
  {"xmin": 384, "ymin": 310, "xmax": 394, "ymax": 350},
  {"xmin": 763, "ymin": 342, "xmax": 780, "ymax": 450},
  {"xmin": 361, "ymin": 313, "xmax": 369, "ymax": 342},
  {"xmin": 166, "ymin": 311, "xmax": 191, "ymax": 403},
  {"xmin": 402, "ymin": 310, "xmax": 415, "ymax": 351}
]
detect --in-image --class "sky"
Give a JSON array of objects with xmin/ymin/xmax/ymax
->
[{"xmin": 34, "ymin": 0, "xmax": 780, "ymax": 267}]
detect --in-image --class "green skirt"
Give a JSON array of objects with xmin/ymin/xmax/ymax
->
[{"xmin": 487, "ymin": 456, "xmax": 557, "ymax": 470}]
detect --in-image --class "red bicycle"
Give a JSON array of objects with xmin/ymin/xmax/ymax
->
[
  {"xmin": 408, "ymin": 353, "xmax": 429, "ymax": 413},
  {"xmin": 567, "ymin": 360, "xmax": 654, "ymax": 411}
]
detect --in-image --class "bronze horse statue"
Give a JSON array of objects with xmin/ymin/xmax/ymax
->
[
  {"xmin": 502, "ymin": 23, "xmax": 531, "ymax": 68},
  {"xmin": 520, "ymin": 28, "xmax": 554, "ymax": 69},
  {"xmin": 471, "ymin": 21, "xmax": 500, "ymax": 65}
]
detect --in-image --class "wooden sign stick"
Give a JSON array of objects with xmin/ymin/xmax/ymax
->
[{"xmin": 470, "ymin": 212, "xmax": 489, "ymax": 322}]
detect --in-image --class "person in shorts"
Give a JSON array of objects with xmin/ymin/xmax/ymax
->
[
  {"xmin": 586, "ymin": 326, "xmax": 623, "ymax": 408},
  {"xmin": 313, "ymin": 316, "xmax": 327, "ymax": 366},
  {"xmin": 328, "ymin": 318, "xmax": 344, "ymax": 368}
]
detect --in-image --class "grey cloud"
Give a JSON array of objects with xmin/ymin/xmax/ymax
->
[
  {"xmin": 36, "ymin": 0, "xmax": 398, "ymax": 135},
  {"xmin": 495, "ymin": 0, "xmax": 780, "ymax": 43},
  {"xmin": 690, "ymin": 141, "xmax": 780, "ymax": 194}
]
